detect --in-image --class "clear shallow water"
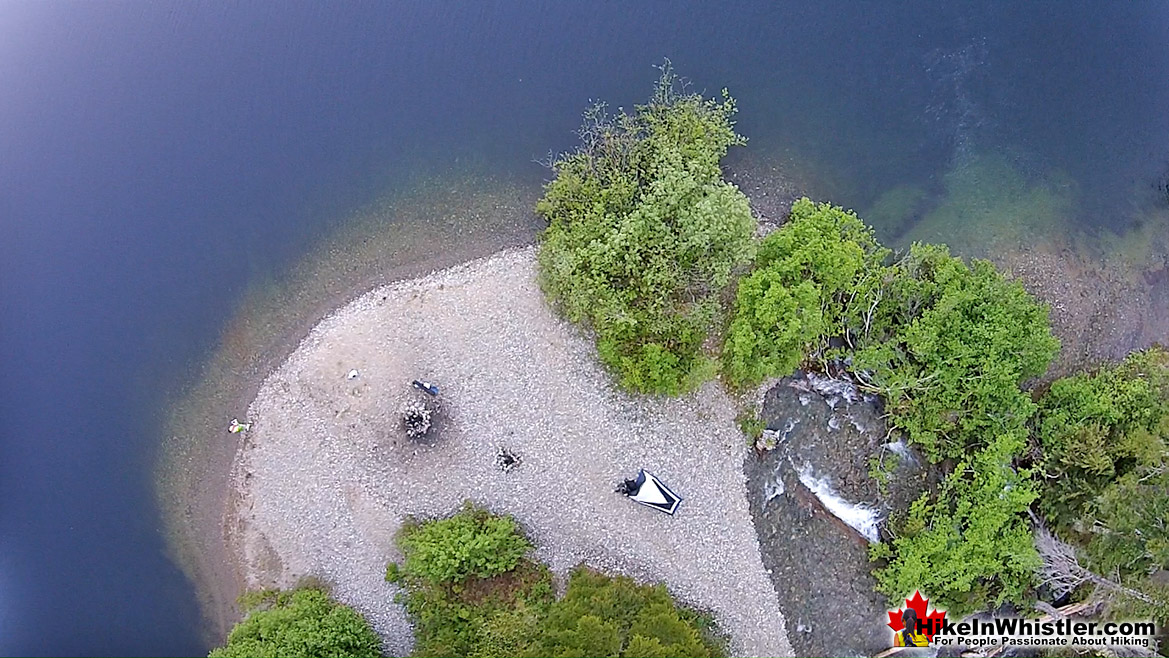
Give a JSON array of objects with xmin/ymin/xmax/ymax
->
[{"xmin": 1, "ymin": 2, "xmax": 1166, "ymax": 655}]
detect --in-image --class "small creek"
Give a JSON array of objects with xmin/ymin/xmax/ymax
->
[{"xmin": 746, "ymin": 372, "xmax": 933, "ymax": 657}]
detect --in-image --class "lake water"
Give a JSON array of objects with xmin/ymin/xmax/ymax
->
[{"xmin": 2, "ymin": 2, "xmax": 1167, "ymax": 655}]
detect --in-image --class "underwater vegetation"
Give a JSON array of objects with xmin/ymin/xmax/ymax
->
[{"xmin": 902, "ymin": 153, "xmax": 1078, "ymax": 256}]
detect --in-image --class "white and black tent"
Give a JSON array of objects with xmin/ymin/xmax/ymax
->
[{"xmin": 620, "ymin": 469, "xmax": 682, "ymax": 515}]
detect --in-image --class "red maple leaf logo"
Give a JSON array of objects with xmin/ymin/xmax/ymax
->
[{"xmin": 887, "ymin": 591, "xmax": 946, "ymax": 641}]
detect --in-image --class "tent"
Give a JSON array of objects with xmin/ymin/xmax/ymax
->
[{"xmin": 620, "ymin": 469, "xmax": 682, "ymax": 515}]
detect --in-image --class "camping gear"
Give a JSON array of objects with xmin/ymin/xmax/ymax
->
[
  {"xmin": 412, "ymin": 380, "xmax": 439, "ymax": 396},
  {"xmin": 618, "ymin": 469, "xmax": 681, "ymax": 515}
]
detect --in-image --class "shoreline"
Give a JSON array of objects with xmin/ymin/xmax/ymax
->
[
  {"xmin": 164, "ymin": 156, "xmax": 1169, "ymax": 651},
  {"xmin": 156, "ymin": 171, "xmax": 544, "ymax": 643},
  {"xmin": 228, "ymin": 247, "xmax": 795, "ymax": 656}
]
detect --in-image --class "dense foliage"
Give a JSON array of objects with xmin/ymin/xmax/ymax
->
[
  {"xmin": 393, "ymin": 502, "xmax": 533, "ymax": 586},
  {"xmin": 387, "ymin": 503, "xmax": 551, "ymax": 657},
  {"xmin": 726, "ymin": 194, "xmax": 1169, "ymax": 626},
  {"xmin": 386, "ymin": 504, "xmax": 722, "ymax": 658},
  {"xmin": 537, "ymin": 63, "xmax": 755, "ymax": 394},
  {"xmin": 722, "ymin": 203, "xmax": 1060, "ymax": 448},
  {"xmin": 1035, "ymin": 348, "xmax": 1169, "ymax": 529},
  {"xmin": 535, "ymin": 567, "xmax": 723, "ymax": 658},
  {"xmin": 856, "ymin": 244, "xmax": 1056, "ymax": 613},
  {"xmin": 1033, "ymin": 348, "xmax": 1169, "ymax": 616},
  {"xmin": 723, "ymin": 199, "xmax": 887, "ymax": 386},
  {"xmin": 725, "ymin": 199, "xmax": 1059, "ymax": 614},
  {"xmin": 208, "ymin": 588, "xmax": 381, "ymax": 658},
  {"xmin": 851, "ymin": 242, "xmax": 1060, "ymax": 461},
  {"xmin": 870, "ymin": 432, "xmax": 1040, "ymax": 616}
]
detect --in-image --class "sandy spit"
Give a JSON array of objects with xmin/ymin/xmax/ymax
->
[{"xmin": 229, "ymin": 247, "xmax": 793, "ymax": 657}]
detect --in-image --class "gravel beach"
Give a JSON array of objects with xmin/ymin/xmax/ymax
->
[{"xmin": 230, "ymin": 247, "xmax": 794, "ymax": 657}]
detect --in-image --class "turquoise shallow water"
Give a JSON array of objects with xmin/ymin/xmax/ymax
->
[{"xmin": 1, "ymin": 3, "xmax": 1166, "ymax": 654}]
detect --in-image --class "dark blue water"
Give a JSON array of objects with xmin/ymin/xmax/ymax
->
[{"xmin": 2, "ymin": 3, "xmax": 1167, "ymax": 655}]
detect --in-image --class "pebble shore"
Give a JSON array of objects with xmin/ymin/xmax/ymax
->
[{"xmin": 230, "ymin": 247, "xmax": 793, "ymax": 657}]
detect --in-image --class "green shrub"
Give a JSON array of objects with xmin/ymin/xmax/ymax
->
[
  {"xmin": 538, "ymin": 62, "xmax": 755, "ymax": 395},
  {"xmin": 394, "ymin": 502, "xmax": 532, "ymax": 586},
  {"xmin": 859, "ymin": 246, "xmax": 1056, "ymax": 613},
  {"xmin": 535, "ymin": 568, "xmax": 723, "ymax": 658},
  {"xmin": 1033, "ymin": 348, "xmax": 1169, "ymax": 615},
  {"xmin": 1035, "ymin": 348, "xmax": 1169, "ymax": 530},
  {"xmin": 852, "ymin": 242, "xmax": 1059, "ymax": 461},
  {"xmin": 871, "ymin": 432, "xmax": 1040, "ymax": 617},
  {"xmin": 720, "ymin": 201, "xmax": 1056, "ymax": 614},
  {"xmin": 1088, "ymin": 467, "xmax": 1169, "ymax": 582},
  {"xmin": 387, "ymin": 505, "xmax": 721, "ymax": 657},
  {"xmin": 469, "ymin": 601, "xmax": 543, "ymax": 658},
  {"xmin": 208, "ymin": 587, "xmax": 380, "ymax": 658},
  {"xmin": 737, "ymin": 411, "xmax": 766, "ymax": 443},
  {"xmin": 390, "ymin": 541, "xmax": 553, "ymax": 657},
  {"xmin": 723, "ymin": 198, "xmax": 888, "ymax": 387},
  {"xmin": 386, "ymin": 502, "xmax": 540, "ymax": 655}
]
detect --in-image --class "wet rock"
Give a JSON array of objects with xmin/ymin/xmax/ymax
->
[{"xmin": 746, "ymin": 370, "xmax": 934, "ymax": 657}]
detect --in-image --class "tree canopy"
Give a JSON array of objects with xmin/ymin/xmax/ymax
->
[
  {"xmin": 386, "ymin": 503, "xmax": 723, "ymax": 658},
  {"xmin": 538, "ymin": 62, "xmax": 755, "ymax": 394},
  {"xmin": 1033, "ymin": 348, "xmax": 1169, "ymax": 618},
  {"xmin": 209, "ymin": 588, "xmax": 381, "ymax": 658},
  {"xmin": 535, "ymin": 568, "xmax": 723, "ymax": 658},
  {"xmin": 723, "ymin": 198, "xmax": 887, "ymax": 386}
]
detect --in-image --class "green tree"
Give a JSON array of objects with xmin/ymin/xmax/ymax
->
[
  {"xmin": 1033, "ymin": 348, "xmax": 1169, "ymax": 618},
  {"xmin": 393, "ymin": 502, "xmax": 532, "ymax": 586},
  {"xmin": 387, "ymin": 503, "xmax": 552, "ymax": 657},
  {"xmin": 859, "ymin": 245, "xmax": 1057, "ymax": 614},
  {"xmin": 871, "ymin": 432, "xmax": 1040, "ymax": 617},
  {"xmin": 534, "ymin": 568, "xmax": 722, "ymax": 658},
  {"xmin": 852, "ymin": 243, "xmax": 1059, "ymax": 461},
  {"xmin": 208, "ymin": 588, "xmax": 381, "ymax": 658},
  {"xmin": 1035, "ymin": 348, "xmax": 1169, "ymax": 530},
  {"xmin": 538, "ymin": 62, "xmax": 755, "ymax": 394},
  {"xmin": 723, "ymin": 198, "xmax": 888, "ymax": 386},
  {"xmin": 387, "ymin": 505, "xmax": 722, "ymax": 657},
  {"xmin": 720, "ymin": 200, "xmax": 1056, "ymax": 615}
]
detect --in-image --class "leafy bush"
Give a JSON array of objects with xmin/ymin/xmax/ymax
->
[
  {"xmin": 720, "ymin": 200, "xmax": 1057, "ymax": 614},
  {"xmin": 1035, "ymin": 348, "xmax": 1169, "ymax": 530},
  {"xmin": 394, "ymin": 563, "xmax": 554, "ymax": 658},
  {"xmin": 394, "ymin": 502, "xmax": 532, "ymax": 586},
  {"xmin": 858, "ymin": 245, "xmax": 1056, "ymax": 613},
  {"xmin": 387, "ymin": 506, "xmax": 722, "ymax": 658},
  {"xmin": 723, "ymin": 198, "xmax": 888, "ymax": 386},
  {"xmin": 1088, "ymin": 468, "xmax": 1169, "ymax": 586},
  {"xmin": 871, "ymin": 432, "xmax": 1040, "ymax": 617},
  {"xmin": 538, "ymin": 62, "xmax": 755, "ymax": 394},
  {"xmin": 1033, "ymin": 348, "xmax": 1169, "ymax": 615},
  {"xmin": 469, "ymin": 601, "xmax": 544, "ymax": 658},
  {"xmin": 535, "ymin": 567, "xmax": 723, "ymax": 658},
  {"xmin": 208, "ymin": 587, "xmax": 381, "ymax": 658},
  {"xmin": 386, "ymin": 503, "xmax": 540, "ymax": 655},
  {"xmin": 388, "ymin": 503, "xmax": 551, "ymax": 658},
  {"xmin": 852, "ymin": 242, "xmax": 1059, "ymax": 461}
]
